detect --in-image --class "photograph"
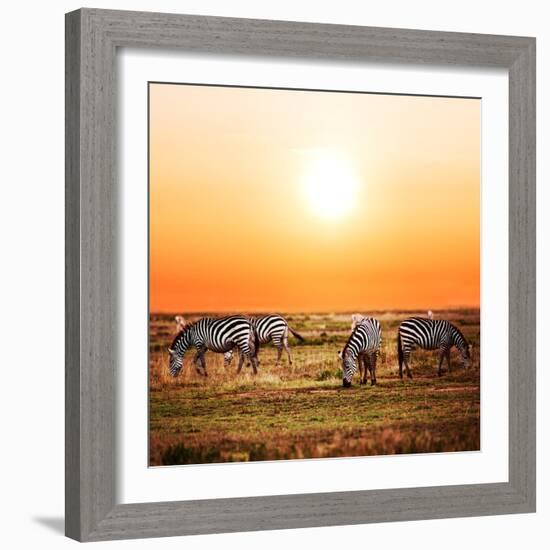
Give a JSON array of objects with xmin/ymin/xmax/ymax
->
[
  {"xmin": 1, "ymin": 0, "xmax": 539, "ymax": 545},
  {"xmin": 148, "ymin": 82, "xmax": 481, "ymax": 466}
]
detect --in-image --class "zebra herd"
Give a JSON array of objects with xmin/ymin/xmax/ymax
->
[
  {"xmin": 168, "ymin": 314, "xmax": 300, "ymax": 378},
  {"xmin": 167, "ymin": 313, "xmax": 473, "ymax": 386}
]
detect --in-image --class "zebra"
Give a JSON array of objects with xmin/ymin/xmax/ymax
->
[
  {"xmin": 168, "ymin": 315, "xmax": 259, "ymax": 377},
  {"xmin": 397, "ymin": 317, "xmax": 472, "ymax": 379},
  {"xmin": 223, "ymin": 314, "xmax": 304, "ymax": 367},
  {"xmin": 338, "ymin": 317, "xmax": 381, "ymax": 387}
]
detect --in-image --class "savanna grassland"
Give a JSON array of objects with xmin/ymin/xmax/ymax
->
[{"xmin": 149, "ymin": 310, "xmax": 480, "ymax": 466}]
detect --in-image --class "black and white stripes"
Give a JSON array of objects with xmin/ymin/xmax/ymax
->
[
  {"xmin": 339, "ymin": 317, "xmax": 381, "ymax": 387},
  {"xmin": 224, "ymin": 314, "xmax": 304, "ymax": 366},
  {"xmin": 168, "ymin": 315, "xmax": 259, "ymax": 377},
  {"xmin": 397, "ymin": 317, "xmax": 472, "ymax": 378},
  {"xmin": 167, "ymin": 312, "xmax": 473, "ymax": 384}
]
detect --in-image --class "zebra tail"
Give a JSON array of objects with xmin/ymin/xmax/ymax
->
[
  {"xmin": 397, "ymin": 332, "xmax": 403, "ymax": 369},
  {"xmin": 288, "ymin": 326, "xmax": 305, "ymax": 342}
]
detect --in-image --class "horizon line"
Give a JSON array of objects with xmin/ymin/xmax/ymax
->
[{"xmin": 150, "ymin": 306, "xmax": 481, "ymax": 315}]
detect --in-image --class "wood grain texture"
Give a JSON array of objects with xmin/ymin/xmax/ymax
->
[
  {"xmin": 84, "ymin": 8, "xmax": 532, "ymax": 66},
  {"xmin": 65, "ymin": 9, "xmax": 81, "ymax": 541},
  {"xmin": 508, "ymin": 40, "xmax": 536, "ymax": 508},
  {"xmin": 65, "ymin": 8, "xmax": 536, "ymax": 542},
  {"xmin": 89, "ymin": 483, "xmax": 530, "ymax": 541},
  {"xmin": 66, "ymin": 8, "xmax": 117, "ymax": 540}
]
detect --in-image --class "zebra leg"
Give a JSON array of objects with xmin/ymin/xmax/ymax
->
[
  {"xmin": 272, "ymin": 337, "xmax": 283, "ymax": 365},
  {"xmin": 370, "ymin": 353, "xmax": 377, "ymax": 385},
  {"xmin": 367, "ymin": 354, "xmax": 374, "ymax": 385},
  {"xmin": 363, "ymin": 355, "xmax": 371, "ymax": 385},
  {"xmin": 274, "ymin": 346, "xmax": 283, "ymax": 365},
  {"xmin": 199, "ymin": 351, "xmax": 208, "ymax": 377},
  {"xmin": 446, "ymin": 348, "xmax": 452, "ymax": 372},
  {"xmin": 358, "ymin": 355, "xmax": 365, "ymax": 385},
  {"xmin": 192, "ymin": 351, "xmax": 202, "ymax": 375},
  {"xmin": 437, "ymin": 348, "xmax": 446, "ymax": 376},
  {"xmin": 193, "ymin": 349, "xmax": 207, "ymax": 376},
  {"xmin": 403, "ymin": 352, "xmax": 413, "ymax": 379},
  {"xmin": 247, "ymin": 352, "xmax": 258, "ymax": 375},
  {"xmin": 242, "ymin": 349, "xmax": 252, "ymax": 368},
  {"xmin": 241, "ymin": 349, "xmax": 251, "ymax": 369},
  {"xmin": 283, "ymin": 336, "xmax": 292, "ymax": 364},
  {"xmin": 236, "ymin": 350, "xmax": 245, "ymax": 374}
]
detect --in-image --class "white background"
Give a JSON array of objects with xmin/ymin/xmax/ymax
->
[{"xmin": 0, "ymin": 1, "xmax": 547, "ymax": 548}]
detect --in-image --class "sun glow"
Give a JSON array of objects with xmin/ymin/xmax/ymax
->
[{"xmin": 302, "ymin": 153, "xmax": 360, "ymax": 220}]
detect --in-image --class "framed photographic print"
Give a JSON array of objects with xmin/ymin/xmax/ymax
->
[{"xmin": 65, "ymin": 8, "xmax": 536, "ymax": 542}]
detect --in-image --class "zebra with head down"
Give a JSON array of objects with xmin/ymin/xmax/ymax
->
[
  {"xmin": 397, "ymin": 317, "xmax": 472, "ymax": 379},
  {"xmin": 339, "ymin": 317, "xmax": 381, "ymax": 387},
  {"xmin": 168, "ymin": 315, "xmax": 259, "ymax": 377},
  {"xmin": 223, "ymin": 314, "xmax": 304, "ymax": 367}
]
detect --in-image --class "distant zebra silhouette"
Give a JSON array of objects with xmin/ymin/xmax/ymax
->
[
  {"xmin": 224, "ymin": 314, "xmax": 304, "ymax": 366},
  {"xmin": 397, "ymin": 317, "xmax": 472, "ymax": 379},
  {"xmin": 339, "ymin": 317, "xmax": 381, "ymax": 387},
  {"xmin": 168, "ymin": 315, "xmax": 259, "ymax": 377}
]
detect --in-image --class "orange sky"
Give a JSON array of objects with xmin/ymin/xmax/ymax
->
[{"xmin": 149, "ymin": 83, "xmax": 480, "ymax": 313}]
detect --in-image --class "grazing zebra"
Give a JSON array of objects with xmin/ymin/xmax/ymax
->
[
  {"xmin": 223, "ymin": 314, "xmax": 304, "ymax": 366},
  {"xmin": 397, "ymin": 317, "xmax": 472, "ymax": 379},
  {"xmin": 168, "ymin": 315, "xmax": 259, "ymax": 377},
  {"xmin": 339, "ymin": 317, "xmax": 381, "ymax": 387}
]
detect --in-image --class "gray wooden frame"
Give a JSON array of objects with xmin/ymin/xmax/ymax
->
[{"xmin": 65, "ymin": 8, "xmax": 536, "ymax": 542}]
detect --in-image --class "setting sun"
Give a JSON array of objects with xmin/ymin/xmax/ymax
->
[
  {"xmin": 148, "ymin": 81, "xmax": 482, "ymax": 469},
  {"xmin": 302, "ymin": 152, "xmax": 360, "ymax": 220},
  {"xmin": 149, "ymin": 83, "xmax": 480, "ymax": 312}
]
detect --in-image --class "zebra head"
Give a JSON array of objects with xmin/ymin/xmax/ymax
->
[
  {"xmin": 452, "ymin": 326, "xmax": 473, "ymax": 368},
  {"xmin": 168, "ymin": 324, "xmax": 194, "ymax": 377},
  {"xmin": 223, "ymin": 350, "xmax": 234, "ymax": 367},
  {"xmin": 339, "ymin": 349, "xmax": 356, "ymax": 387},
  {"xmin": 168, "ymin": 329, "xmax": 190, "ymax": 377},
  {"xmin": 167, "ymin": 347, "xmax": 184, "ymax": 377},
  {"xmin": 459, "ymin": 342, "xmax": 473, "ymax": 368}
]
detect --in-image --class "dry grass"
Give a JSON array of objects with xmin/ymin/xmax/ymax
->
[{"xmin": 149, "ymin": 309, "xmax": 480, "ymax": 466}]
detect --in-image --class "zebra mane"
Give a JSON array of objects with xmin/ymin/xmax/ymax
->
[
  {"xmin": 343, "ymin": 322, "xmax": 366, "ymax": 356},
  {"xmin": 450, "ymin": 323, "xmax": 468, "ymax": 346},
  {"xmin": 169, "ymin": 321, "xmax": 196, "ymax": 350}
]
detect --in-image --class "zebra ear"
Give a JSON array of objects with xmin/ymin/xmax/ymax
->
[
  {"xmin": 167, "ymin": 348, "xmax": 175, "ymax": 355},
  {"xmin": 338, "ymin": 350, "xmax": 343, "ymax": 359}
]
